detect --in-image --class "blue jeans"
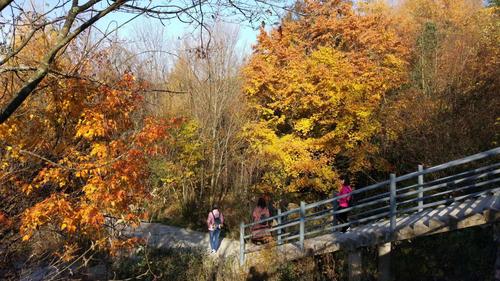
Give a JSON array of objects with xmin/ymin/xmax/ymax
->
[{"xmin": 209, "ymin": 228, "xmax": 221, "ymax": 251}]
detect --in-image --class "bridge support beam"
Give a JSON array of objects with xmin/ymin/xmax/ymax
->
[
  {"xmin": 348, "ymin": 250, "xmax": 362, "ymax": 281},
  {"xmin": 378, "ymin": 242, "xmax": 392, "ymax": 281}
]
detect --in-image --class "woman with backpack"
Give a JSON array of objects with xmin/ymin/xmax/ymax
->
[
  {"xmin": 207, "ymin": 204, "xmax": 224, "ymax": 253},
  {"xmin": 251, "ymin": 197, "xmax": 271, "ymax": 243}
]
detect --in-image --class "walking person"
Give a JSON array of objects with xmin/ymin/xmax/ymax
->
[
  {"xmin": 207, "ymin": 204, "xmax": 224, "ymax": 253},
  {"xmin": 251, "ymin": 197, "xmax": 271, "ymax": 244},
  {"xmin": 336, "ymin": 177, "xmax": 353, "ymax": 232}
]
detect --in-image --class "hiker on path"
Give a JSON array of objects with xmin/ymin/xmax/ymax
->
[
  {"xmin": 336, "ymin": 177, "xmax": 353, "ymax": 232},
  {"xmin": 251, "ymin": 197, "xmax": 272, "ymax": 243},
  {"xmin": 207, "ymin": 205, "xmax": 224, "ymax": 253}
]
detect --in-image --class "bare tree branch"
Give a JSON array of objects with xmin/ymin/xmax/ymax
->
[
  {"xmin": 0, "ymin": 0, "xmax": 13, "ymax": 13},
  {"xmin": 0, "ymin": 0, "xmax": 290, "ymax": 124},
  {"xmin": 0, "ymin": 0, "xmax": 127, "ymax": 124}
]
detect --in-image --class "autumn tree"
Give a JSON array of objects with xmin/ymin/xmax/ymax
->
[
  {"xmin": 380, "ymin": 0, "xmax": 499, "ymax": 170},
  {"xmin": 243, "ymin": 0, "xmax": 409, "ymax": 196},
  {"xmin": 0, "ymin": 28, "xmax": 174, "ymax": 278},
  {"xmin": 142, "ymin": 24, "xmax": 249, "ymax": 227}
]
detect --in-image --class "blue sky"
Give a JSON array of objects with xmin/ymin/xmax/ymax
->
[
  {"xmin": 8, "ymin": 0, "xmax": 303, "ymax": 58},
  {"xmin": 94, "ymin": 10, "xmax": 262, "ymax": 55},
  {"xmin": 12, "ymin": 1, "xmax": 280, "ymax": 55}
]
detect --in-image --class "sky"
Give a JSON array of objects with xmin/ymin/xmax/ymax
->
[
  {"xmin": 19, "ymin": 0, "xmax": 285, "ymax": 56},
  {"xmin": 93, "ymin": 9, "xmax": 262, "ymax": 55}
]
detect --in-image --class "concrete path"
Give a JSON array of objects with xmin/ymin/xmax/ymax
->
[{"xmin": 128, "ymin": 222, "xmax": 240, "ymax": 258}]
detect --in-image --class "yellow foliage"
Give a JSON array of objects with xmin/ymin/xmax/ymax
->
[{"xmin": 243, "ymin": 0, "xmax": 409, "ymax": 194}]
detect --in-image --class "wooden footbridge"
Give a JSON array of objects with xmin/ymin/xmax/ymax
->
[{"xmin": 239, "ymin": 148, "xmax": 500, "ymax": 280}]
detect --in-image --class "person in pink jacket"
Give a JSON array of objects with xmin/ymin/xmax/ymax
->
[
  {"xmin": 251, "ymin": 197, "xmax": 271, "ymax": 243},
  {"xmin": 207, "ymin": 205, "xmax": 224, "ymax": 253},
  {"xmin": 336, "ymin": 177, "xmax": 352, "ymax": 232}
]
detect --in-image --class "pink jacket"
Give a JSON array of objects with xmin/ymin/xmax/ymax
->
[
  {"xmin": 207, "ymin": 209, "xmax": 224, "ymax": 231},
  {"xmin": 338, "ymin": 184, "xmax": 352, "ymax": 208},
  {"xmin": 252, "ymin": 207, "xmax": 270, "ymax": 223}
]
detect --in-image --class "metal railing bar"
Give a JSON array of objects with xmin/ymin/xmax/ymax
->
[
  {"xmin": 348, "ymin": 195, "xmax": 391, "ymax": 211},
  {"xmin": 354, "ymin": 164, "xmax": 492, "ymax": 204},
  {"xmin": 351, "ymin": 205, "xmax": 391, "ymax": 220},
  {"xmin": 244, "ymin": 228, "xmax": 296, "ymax": 240},
  {"xmin": 240, "ymin": 148, "xmax": 499, "ymax": 261},
  {"xmin": 306, "ymin": 180, "xmax": 390, "ymax": 210},
  {"xmin": 357, "ymin": 191, "xmax": 391, "ymax": 204},
  {"xmin": 304, "ymin": 223, "xmax": 336, "ymax": 237},
  {"xmin": 243, "ymin": 208, "xmax": 300, "ymax": 228},
  {"xmin": 397, "ymin": 177, "xmax": 500, "ymax": 207},
  {"xmin": 305, "ymin": 208, "xmax": 333, "ymax": 218},
  {"xmin": 396, "ymin": 169, "xmax": 500, "ymax": 199},
  {"xmin": 396, "ymin": 187, "xmax": 500, "ymax": 215},
  {"xmin": 244, "ymin": 219, "xmax": 301, "ymax": 238},
  {"xmin": 395, "ymin": 147, "xmax": 500, "ymax": 182},
  {"xmin": 281, "ymin": 233, "xmax": 301, "ymax": 242},
  {"xmin": 266, "ymin": 220, "xmax": 301, "ymax": 233},
  {"xmin": 327, "ymin": 199, "xmax": 389, "ymax": 217},
  {"xmin": 356, "ymin": 167, "xmax": 486, "ymax": 205},
  {"xmin": 305, "ymin": 213, "xmax": 336, "ymax": 223},
  {"xmin": 306, "ymin": 196, "xmax": 390, "ymax": 220},
  {"xmin": 394, "ymin": 163, "xmax": 500, "ymax": 195}
]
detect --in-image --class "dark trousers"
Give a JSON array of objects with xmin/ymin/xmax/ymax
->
[{"xmin": 336, "ymin": 206, "xmax": 349, "ymax": 232}]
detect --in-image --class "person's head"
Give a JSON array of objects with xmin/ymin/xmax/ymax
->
[
  {"xmin": 340, "ymin": 176, "xmax": 350, "ymax": 186},
  {"xmin": 212, "ymin": 204, "xmax": 219, "ymax": 211},
  {"xmin": 257, "ymin": 197, "xmax": 266, "ymax": 208},
  {"xmin": 263, "ymin": 194, "xmax": 271, "ymax": 202}
]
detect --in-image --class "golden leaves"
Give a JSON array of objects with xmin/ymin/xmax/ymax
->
[
  {"xmin": 243, "ymin": 0, "xmax": 410, "ymax": 193},
  {"xmin": 75, "ymin": 111, "xmax": 106, "ymax": 140},
  {"xmin": 20, "ymin": 194, "xmax": 74, "ymax": 241},
  {"xmin": 90, "ymin": 143, "xmax": 108, "ymax": 158}
]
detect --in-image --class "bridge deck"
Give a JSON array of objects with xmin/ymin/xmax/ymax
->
[{"xmin": 246, "ymin": 194, "xmax": 500, "ymax": 261}]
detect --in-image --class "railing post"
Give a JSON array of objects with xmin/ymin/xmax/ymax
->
[
  {"xmin": 332, "ymin": 196, "xmax": 338, "ymax": 231},
  {"xmin": 418, "ymin": 165, "xmax": 424, "ymax": 212},
  {"xmin": 389, "ymin": 174, "xmax": 397, "ymax": 236},
  {"xmin": 277, "ymin": 208, "xmax": 282, "ymax": 245},
  {"xmin": 300, "ymin": 201, "xmax": 305, "ymax": 251},
  {"xmin": 240, "ymin": 222, "xmax": 245, "ymax": 265}
]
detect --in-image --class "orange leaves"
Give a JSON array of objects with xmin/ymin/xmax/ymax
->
[
  {"xmin": 20, "ymin": 194, "xmax": 107, "ymax": 241},
  {"xmin": 0, "ymin": 63, "xmax": 172, "ymax": 255},
  {"xmin": 0, "ymin": 211, "xmax": 12, "ymax": 229},
  {"xmin": 60, "ymin": 217, "xmax": 77, "ymax": 232},
  {"xmin": 0, "ymin": 32, "xmax": 179, "ymax": 260},
  {"xmin": 21, "ymin": 194, "xmax": 74, "ymax": 241},
  {"xmin": 75, "ymin": 111, "xmax": 106, "ymax": 140},
  {"xmin": 22, "ymin": 166, "xmax": 69, "ymax": 194},
  {"xmin": 109, "ymin": 237, "xmax": 144, "ymax": 257},
  {"xmin": 77, "ymin": 204, "xmax": 105, "ymax": 230},
  {"xmin": 135, "ymin": 117, "xmax": 183, "ymax": 156}
]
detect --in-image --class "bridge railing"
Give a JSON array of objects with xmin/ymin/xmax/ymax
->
[{"xmin": 240, "ymin": 147, "xmax": 500, "ymax": 264}]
